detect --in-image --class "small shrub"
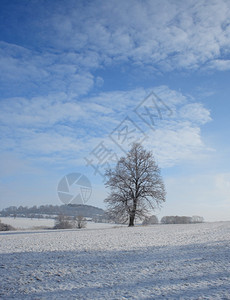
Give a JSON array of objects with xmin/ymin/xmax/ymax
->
[
  {"xmin": 75, "ymin": 215, "xmax": 87, "ymax": 229},
  {"xmin": 0, "ymin": 219, "xmax": 16, "ymax": 231},
  {"xmin": 53, "ymin": 214, "xmax": 74, "ymax": 229}
]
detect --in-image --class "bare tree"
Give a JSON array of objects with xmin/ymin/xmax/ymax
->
[
  {"xmin": 75, "ymin": 215, "xmax": 87, "ymax": 229},
  {"xmin": 54, "ymin": 214, "xmax": 74, "ymax": 229},
  {"xmin": 104, "ymin": 143, "xmax": 166, "ymax": 226}
]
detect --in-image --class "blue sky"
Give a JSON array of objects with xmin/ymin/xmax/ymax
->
[{"xmin": 0, "ymin": 0, "xmax": 230, "ymax": 221}]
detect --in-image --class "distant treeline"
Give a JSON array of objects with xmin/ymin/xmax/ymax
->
[
  {"xmin": 143, "ymin": 215, "xmax": 204, "ymax": 225},
  {"xmin": 0, "ymin": 204, "xmax": 105, "ymax": 219},
  {"xmin": 161, "ymin": 215, "xmax": 204, "ymax": 224},
  {"xmin": 0, "ymin": 205, "xmax": 204, "ymax": 225}
]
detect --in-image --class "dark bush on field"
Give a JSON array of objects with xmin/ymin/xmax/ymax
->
[
  {"xmin": 53, "ymin": 214, "xmax": 75, "ymax": 229},
  {"xmin": 0, "ymin": 219, "xmax": 16, "ymax": 231},
  {"xmin": 53, "ymin": 214, "xmax": 87, "ymax": 229},
  {"xmin": 75, "ymin": 215, "xmax": 87, "ymax": 229}
]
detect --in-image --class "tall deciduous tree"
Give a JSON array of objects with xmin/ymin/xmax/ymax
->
[{"xmin": 104, "ymin": 143, "xmax": 166, "ymax": 226}]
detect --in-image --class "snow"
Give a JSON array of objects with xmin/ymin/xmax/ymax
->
[
  {"xmin": 0, "ymin": 222, "xmax": 230, "ymax": 299},
  {"xmin": 0, "ymin": 217, "xmax": 55, "ymax": 229}
]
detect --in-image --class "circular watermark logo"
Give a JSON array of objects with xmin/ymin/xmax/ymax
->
[{"xmin": 57, "ymin": 173, "xmax": 92, "ymax": 205}]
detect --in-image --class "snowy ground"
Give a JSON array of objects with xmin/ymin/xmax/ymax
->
[
  {"xmin": 0, "ymin": 217, "xmax": 55, "ymax": 230},
  {"xmin": 0, "ymin": 222, "xmax": 230, "ymax": 299}
]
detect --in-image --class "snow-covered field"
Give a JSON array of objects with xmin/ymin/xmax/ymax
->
[
  {"xmin": 0, "ymin": 222, "xmax": 230, "ymax": 299},
  {"xmin": 0, "ymin": 217, "xmax": 55, "ymax": 229}
]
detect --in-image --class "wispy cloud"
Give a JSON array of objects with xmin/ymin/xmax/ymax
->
[
  {"xmin": 179, "ymin": 103, "xmax": 212, "ymax": 125},
  {"xmin": 38, "ymin": 0, "xmax": 230, "ymax": 70},
  {"xmin": 145, "ymin": 125, "xmax": 212, "ymax": 167},
  {"xmin": 1, "ymin": 0, "xmax": 230, "ymax": 99},
  {"xmin": 207, "ymin": 59, "xmax": 230, "ymax": 71},
  {"xmin": 0, "ymin": 41, "xmax": 95, "ymax": 97},
  {"xmin": 0, "ymin": 86, "xmax": 212, "ymax": 168}
]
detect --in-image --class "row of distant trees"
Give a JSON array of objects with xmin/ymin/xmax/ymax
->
[
  {"xmin": 55, "ymin": 214, "xmax": 204, "ymax": 227},
  {"xmin": 54, "ymin": 214, "xmax": 204, "ymax": 228},
  {"xmin": 0, "ymin": 204, "xmax": 104, "ymax": 219},
  {"xmin": 142, "ymin": 215, "xmax": 204, "ymax": 225}
]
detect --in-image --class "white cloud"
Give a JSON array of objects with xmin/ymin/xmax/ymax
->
[
  {"xmin": 0, "ymin": 94, "xmax": 86, "ymax": 127},
  {"xmin": 0, "ymin": 42, "xmax": 96, "ymax": 96},
  {"xmin": 0, "ymin": 42, "xmax": 48, "ymax": 82},
  {"xmin": 0, "ymin": 86, "xmax": 212, "ymax": 167},
  {"xmin": 1, "ymin": 0, "xmax": 230, "ymax": 98},
  {"xmin": 144, "ymin": 124, "xmax": 211, "ymax": 168},
  {"xmin": 95, "ymin": 76, "xmax": 104, "ymax": 88},
  {"xmin": 36, "ymin": 0, "xmax": 230, "ymax": 71},
  {"xmin": 179, "ymin": 103, "xmax": 212, "ymax": 124},
  {"xmin": 207, "ymin": 59, "xmax": 230, "ymax": 71}
]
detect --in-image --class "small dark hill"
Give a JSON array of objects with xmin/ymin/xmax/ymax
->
[{"xmin": 0, "ymin": 204, "xmax": 105, "ymax": 219}]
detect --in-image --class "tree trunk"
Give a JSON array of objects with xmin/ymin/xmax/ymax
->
[{"xmin": 129, "ymin": 214, "xmax": 135, "ymax": 226}]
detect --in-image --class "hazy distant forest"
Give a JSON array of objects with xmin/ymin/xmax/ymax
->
[{"xmin": 0, "ymin": 204, "xmax": 204, "ymax": 226}]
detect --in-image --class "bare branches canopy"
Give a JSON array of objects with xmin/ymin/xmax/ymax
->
[{"xmin": 104, "ymin": 143, "xmax": 166, "ymax": 226}]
